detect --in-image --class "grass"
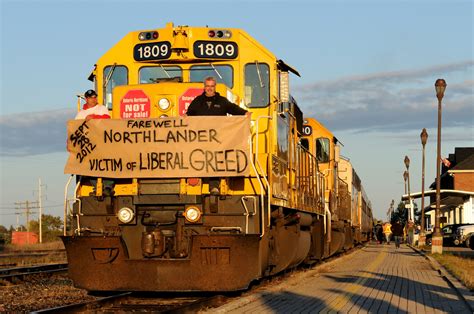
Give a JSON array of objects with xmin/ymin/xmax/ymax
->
[
  {"xmin": 3, "ymin": 240, "xmax": 64, "ymax": 252},
  {"xmin": 430, "ymin": 252, "xmax": 474, "ymax": 290},
  {"xmin": 1, "ymin": 241, "xmax": 66, "ymax": 267}
]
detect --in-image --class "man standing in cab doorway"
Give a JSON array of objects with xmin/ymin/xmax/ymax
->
[
  {"xmin": 186, "ymin": 76, "xmax": 249, "ymax": 116},
  {"xmin": 185, "ymin": 76, "xmax": 249, "ymax": 195},
  {"xmin": 75, "ymin": 89, "xmax": 110, "ymax": 120}
]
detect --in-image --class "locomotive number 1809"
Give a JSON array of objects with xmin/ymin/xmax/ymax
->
[
  {"xmin": 193, "ymin": 41, "xmax": 238, "ymax": 59},
  {"xmin": 133, "ymin": 41, "xmax": 172, "ymax": 61}
]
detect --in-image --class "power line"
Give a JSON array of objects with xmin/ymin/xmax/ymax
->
[
  {"xmin": 14, "ymin": 200, "xmax": 39, "ymax": 239},
  {"xmin": 0, "ymin": 203, "xmax": 63, "ymax": 210},
  {"xmin": 0, "ymin": 204, "xmax": 64, "ymax": 216}
]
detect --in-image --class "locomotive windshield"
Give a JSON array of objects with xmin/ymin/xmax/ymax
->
[
  {"xmin": 139, "ymin": 66, "xmax": 182, "ymax": 83},
  {"xmin": 189, "ymin": 65, "xmax": 233, "ymax": 88}
]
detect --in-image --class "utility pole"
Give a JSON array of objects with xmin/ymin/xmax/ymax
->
[{"xmin": 37, "ymin": 178, "xmax": 46, "ymax": 243}]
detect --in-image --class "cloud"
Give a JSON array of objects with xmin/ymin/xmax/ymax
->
[
  {"xmin": 294, "ymin": 61, "xmax": 474, "ymax": 132},
  {"xmin": 1, "ymin": 61, "xmax": 472, "ymax": 157},
  {"xmin": 0, "ymin": 109, "xmax": 75, "ymax": 156}
]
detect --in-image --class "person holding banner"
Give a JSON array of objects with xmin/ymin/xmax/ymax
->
[
  {"xmin": 186, "ymin": 76, "xmax": 249, "ymax": 194},
  {"xmin": 186, "ymin": 77, "xmax": 249, "ymax": 116},
  {"xmin": 75, "ymin": 89, "xmax": 111, "ymax": 120}
]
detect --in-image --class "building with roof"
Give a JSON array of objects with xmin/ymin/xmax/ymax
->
[{"xmin": 402, "ymin": 147, "xmax": 474, "ymax": 230}]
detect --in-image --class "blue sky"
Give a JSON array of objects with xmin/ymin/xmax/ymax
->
[{"xmin": 1, "ymin": 0, "xmax": 473, "ymax": 227}]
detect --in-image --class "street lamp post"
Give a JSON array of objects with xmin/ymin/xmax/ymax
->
[
  {"xmin": 432, "ymin": 79, "xmax": 446, "ymax": 254},
  {"xmin": 418, "ymin": 128, "xmax": 428, "ymax": 247},
  {"xmin": 404, "ymin": 156, "xmax": 415, "ymax": 245},
  {"xmin": 387, "ymin": 199, "xmax": 395, "ymax": 221},
  {"xmin": 390, "ymin": 199, "xmax": 394, "ymax": 220},
  {"xmin": 403, "ymin": 171, "xmax": 408, "ymax": 195},
  {"xmin": 404, "ymin": 156, "xmax": 413, "ymax": 222}
]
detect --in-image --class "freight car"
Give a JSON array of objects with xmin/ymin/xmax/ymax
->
[{"xmin": 63, "ymin": 23, "xmax": 371, "ymax": 292}]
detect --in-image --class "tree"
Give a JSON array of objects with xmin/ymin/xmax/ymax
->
[
  {"xmin": 28, "ymin": 215, "xmax": 63, "ymax": 242},
  {"xmin": 391, "ymin": 201, "xmax": 419, "ymax": 226},
  {"xmin": 0, "ymin": 225, "xmax": 8, "ymax": 234},
  {"xmin": 0, "ymin": 225, "xmax": 8, "ymax": 247},
  {"xmin": 391, "ymin": 201, "xmax": 407, "ymax": 225}
]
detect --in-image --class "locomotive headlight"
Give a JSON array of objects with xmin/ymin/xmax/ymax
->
[
  {"xmin": 184, "ymin": 206, "xmax": 201, "ymax": 223},
  {"xmin": 158, "ymin": 98, "xmax": 171, "ymax": 111},
  {"xmin": 117, "ymin": 207, "xmax": 134, "ymax": 224}
]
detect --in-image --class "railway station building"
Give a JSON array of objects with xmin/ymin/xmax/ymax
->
[{"xmin": 402, "ymin": 147, "xmax": 474, "ymax": 230}]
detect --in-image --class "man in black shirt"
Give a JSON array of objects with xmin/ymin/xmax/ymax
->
[
  {"xmin": 186, "ymin": 76, "xmax": 249, "ymax": 116},
  {"xmin": 185, "ymin": 76, "xmax": 249, "ymax": 195}
]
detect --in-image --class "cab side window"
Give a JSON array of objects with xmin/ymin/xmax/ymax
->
[
  {"xmin": 316, "ymin": 137, "xmax": 330, "ymax": 163},
  {"xmin": 245, "ymin": 63, "xmax": 269, "ymax": 108},
  {"xmin": 103, "ymin": 65, "xmax": 128, "ymax": 110}
]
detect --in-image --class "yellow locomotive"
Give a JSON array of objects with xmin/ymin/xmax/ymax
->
[
  {"xmin": 63, "ymin": 23, "xmax": 371, "ymax": 292},
  {"xmin": 302, "ymin": 118, "xmax": 373, "ymax": 258}
]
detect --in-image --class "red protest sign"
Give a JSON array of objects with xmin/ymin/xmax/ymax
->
[
  {"xmin": 178, "ymin": 88, "xmax": 202, "ymax": 116},
  {"xmin": 120, "ymin": 89, "xmax": 150, "ymax": 119}
]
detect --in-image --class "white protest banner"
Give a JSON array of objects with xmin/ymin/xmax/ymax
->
[{"xmin": 64, "ymin": 116, "xmax": 250, "ymax": 178}]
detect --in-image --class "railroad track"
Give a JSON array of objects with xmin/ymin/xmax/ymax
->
[
  {"xmin": 0, "ymin": 249, "xmax": 67, "ymax": 267},
  {"xmin": 0, "ymin": 263, "xmax": 68, "ymax": 282},
  {"xmin": 0, "ymin": 249, "xmax": 66, "ymax": 258},
  {"xmin": 33, "ymin": 293, "xmax": 227, "ymax": 313},
  {"xmin": 28, "ymin": 244, "xmax": 366, "ymax": 312}
]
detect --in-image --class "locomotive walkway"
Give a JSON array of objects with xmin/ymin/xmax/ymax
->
[{"xmin": 212, "ymin": 243, "xmax": 474, "ymax": 313}]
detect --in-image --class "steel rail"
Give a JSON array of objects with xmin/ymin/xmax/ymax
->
[
  {"xmin": 33, "ymin": 294, "xmax": 227, "ymax": 313},
  {"xmin": 0, "ymin": 263, "xmax": 68, "ymax": 281},
  {"xmin": 0, "ymin": 249, "xmax": 66, "ymax": 258}
]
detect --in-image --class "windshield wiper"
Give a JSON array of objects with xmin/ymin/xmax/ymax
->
[
  {"xmin": 160, "ymin": 64, "xmax": 171, "ymax": 78},
  {"xmin": 210, "ymin": 63, "xmax": 223, "ymax": 80},
  {"xmin": 255, "ymin": 60, "xmax": 264, "ymax": 88},
  {"xmin": 104, "ymin": 63, "xmax": 117, "ymax": 88}
]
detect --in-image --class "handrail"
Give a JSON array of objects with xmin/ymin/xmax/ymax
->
[
  {"xmin": 248, "ymin": 124, "xmax": 265, "ymax": 238},
  {"xmin": 325, "ymin": 206, "xmax": 332, "ymax": 242},
  {"xmin": 210, "ymin": 227, "xmax": 242, "ymax": 233},
  {"xmin": 73, "ymin": 177, "xmax": 82, "ymax": 235},
  {"xmin": 63, "ymin": 175, "xmax": 74, "ymax": 236},
  {"xmin": 255, "ymin": 116, "xmax": 272, "ymax": 229}
]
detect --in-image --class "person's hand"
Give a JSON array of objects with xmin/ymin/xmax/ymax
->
[
  {"xmin": 245, "ymin": 111, "xmax": 252, "ymax": 117},
  {"xmin": 85, "ymin": 115, "xmax": 93, "ymax": 121}
]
